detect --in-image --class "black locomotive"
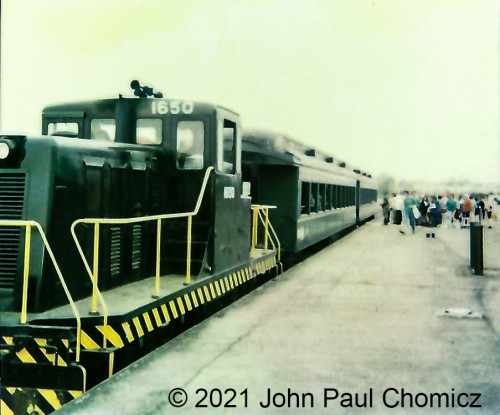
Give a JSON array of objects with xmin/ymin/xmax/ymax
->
[{"xmin": 0, "ymin": 81, "xmax": 376, "ymax": 415}]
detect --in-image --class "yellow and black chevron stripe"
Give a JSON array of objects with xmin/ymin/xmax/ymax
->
[
  {"xmin": 79, "ymin": 257, "xmax": 277, "ymax": 352},
  {"xmin": 1, "ymin": 387, "xmax": 83, "ymax": 415},
  {"xmin": 1, "ymin": 336, "xmax": 71, "ymax": 367}
]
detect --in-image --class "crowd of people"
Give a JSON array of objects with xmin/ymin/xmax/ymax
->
[{"xmin": 381, "ymin": 192, "xmax": 497, "ymax": 234}]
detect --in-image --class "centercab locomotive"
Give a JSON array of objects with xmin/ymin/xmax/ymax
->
[
  {"xmin": 2, "ymin": 83, "xmax": 253, "ymax": 313},
  {"xmin": 0, "ymin": 82, "xmax": 376, "ymax": 415}
]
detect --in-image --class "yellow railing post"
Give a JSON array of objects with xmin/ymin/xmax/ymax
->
[
  {"xmin": 264, "ymin": 208, "xmax": 269, "ymax": 250},
  {"xmin": 154, "ymin": 218, "xmax": 162, "ymax": 298},
  {"xmin": 90, "ymin": 223, "xmax": 100, "ymax": 315},
  {"xmin": 20, "ymin": 225, "xmax": 32, "ymax": 324},
  {"xmin": 252, "ymin": 207, "xmax": 259, "ymax": 252},
  {"xmin": 184, "ymin": 215, "xmax": 192, "ymax": 286}
]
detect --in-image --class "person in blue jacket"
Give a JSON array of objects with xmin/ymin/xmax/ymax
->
[{"xmin": 400, "ymin": 191, "xmax": 417, "ymax": 234}]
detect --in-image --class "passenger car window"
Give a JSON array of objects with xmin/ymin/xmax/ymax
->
[
  {"xmin": 137, "ymin": 119, "xmax": 162, "ymax": 145},
  {"xmin": 176, "ymin": 121, "xmax": 204, "ymax": 170},
  {"xmin": 91, "ymin": 119, "xmax": 116, "ymax": 141},
  {"xmin": 301, "ymin": 182, "xmax": 310, "ymax": 215},
  {"xmin": 326, "ymin": 185, "xmax": 332, "ymax": 210}
]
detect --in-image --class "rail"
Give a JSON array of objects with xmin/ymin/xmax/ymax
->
[
  {"xmin": 70, "ymin": 167, "xmax": 214, "ymax": 326},
  {"xmin": 251, "ymin": 204, "xmax": 281, "ymax": 261},
  {"xmin": 0, "ymin": 220, "xmax": 82, "ymax": 362}
]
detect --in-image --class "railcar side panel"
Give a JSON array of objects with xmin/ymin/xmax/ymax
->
[{"xmin": 296, "ymin": 207, "xmax": 356, "ymax": 252}]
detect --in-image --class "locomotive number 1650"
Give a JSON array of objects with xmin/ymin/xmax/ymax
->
[{"xmin": 151, "ymin": 101, "xmax": 194, "ymax": 115}]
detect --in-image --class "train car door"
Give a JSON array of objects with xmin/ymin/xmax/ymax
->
[{"xmin": 212, "ymin": 113, "xmax": 251, "ymax": 273}]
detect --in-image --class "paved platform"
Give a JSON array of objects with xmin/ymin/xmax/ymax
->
[{"xmin": 57, "ymin": 221, "xmax": 500, "ymax": 415}]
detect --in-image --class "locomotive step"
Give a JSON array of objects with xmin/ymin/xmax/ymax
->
[
  {"xmin": 0, "ymin": 332, "xmax": 75, "ymax": 354},
  {"xmin": 0, "ymin": 325, "xmax": 78, "ymax": 376},
  {"xmin": 0, "ymin": 323, "xmax": 77, "ymax": 344},
  {"xmin": 1, "ymin": 360, "xmax": 86, "ymax": 391},
  {"xmin": 1, "ymin": 361, "xmax": 87, "ymax": 415},
  {"xmin": 78, "ymin": 347, "xmax": 120, "ymax": 387}
]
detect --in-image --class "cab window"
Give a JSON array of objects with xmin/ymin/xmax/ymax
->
[
  {"xmin": 217, "ymin": 119, "xmax": 237, "ymax": 174},
  {"xmin": 137, "ymin": 119, "xmax": 162, "ymax": 145},
  {"xmin": 176, "ymin": 121, "xmax": 204, "ymax": 170},
  {"xmin": 48, "ymin": 122, "xmax": 79, "ymax": 137},
  {"xmin": 91, "ymin": 119, "xmax": 116, "ymax": 141}
]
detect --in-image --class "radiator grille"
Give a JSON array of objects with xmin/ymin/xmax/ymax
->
[{"xmin": 0, "ymin": 173, "xmax": 26, "ymax": 289}]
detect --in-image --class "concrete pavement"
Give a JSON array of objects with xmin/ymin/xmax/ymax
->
[{"xmin": 57, "ymin": 221, "xmax": 500, "ymax": 415}]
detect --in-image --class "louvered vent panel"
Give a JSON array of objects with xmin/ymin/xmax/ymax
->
[
  {"xmin": 131, "ymin": 224, "xmax": 142, "ymax": 270},
  {"xmin": 109, "ymin": 226, "xmax": 121, "ymax": 278},
  {"xmin": 0, "ymin": 173, "xmax": 26, "ymax": 289}
]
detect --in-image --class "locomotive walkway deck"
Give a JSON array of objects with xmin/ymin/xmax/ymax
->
[
  {"xmin": 56, "ymin": 220, "xmax": 500, "ymax": 415},
  {"xmin": 1, "ymin": 249, "xmax": 274, "ymax": 325}
]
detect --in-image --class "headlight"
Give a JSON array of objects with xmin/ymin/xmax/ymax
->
[
  {"xmin": 0, "ymin": 136, "xmax": 26, "ymax": 167},
  {"xmin": 0, "ymin": 142, "xmax": 10, "ymax": 159}
]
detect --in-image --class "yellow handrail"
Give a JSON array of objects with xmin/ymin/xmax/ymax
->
[
  {"xmin": 154, "ymin": 218, "xmax": 162, "ymax": 298},
  {"xmin": 185, "ymin": 215, "xmax": 193, "ymax": 286},
  {"xmin": 257, "ymin": 210, "xmax": 281, "ymax": 261},
  {"xmin": 0, "ymin": 220, "xmax": 82, "ymax": 362},
  {"xmin": 91, "ymin": 223, "xmax": 100, "ymax": 314},
  {"xmin": 250, "ymin": 205, "xmax": 281, "ymax": 261},
  {"xmin": 21, "ymin": 225, "xmax": 31, "ymax": 324},
  {"xmin": 251, "ymin": 207, "xmax": 259, "ymax": 253},
  {"xmin": 70, "ymin": 167, "xmax": 214, "ymax": 323}
]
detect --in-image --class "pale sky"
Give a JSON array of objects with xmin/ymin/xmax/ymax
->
[{"xmin": 1, "ymin": 0, "xmax": 499, "ymax": 186}]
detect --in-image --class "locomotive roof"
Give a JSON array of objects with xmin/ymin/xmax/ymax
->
[
  {"xmin": 42, "ymin": 97, "xmax": 239, "ymax": 118},
  {"xmin": 242, "ymin": 130, "xmax": 373, "ymax": 179}
]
